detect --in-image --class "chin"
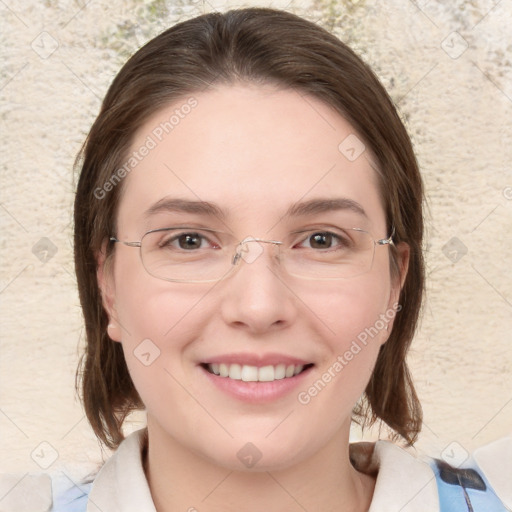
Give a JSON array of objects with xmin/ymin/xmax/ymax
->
[{"xmin": 196, "ymin": 433, "xmax": 320, "ymax": 474}]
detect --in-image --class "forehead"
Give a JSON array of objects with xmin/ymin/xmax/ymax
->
[{"xmin": 116, "ymin": 84, "xmax": 385, "ymax": 234}]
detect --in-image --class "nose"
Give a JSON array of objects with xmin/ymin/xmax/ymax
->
[{"xmin": 219, "ymin": 238, "xmax": 297, "ymax": 335}]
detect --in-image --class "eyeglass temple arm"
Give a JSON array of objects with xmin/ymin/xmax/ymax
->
[
  {"xmin": 376, "ymin": 226, "xmax": 395, "ymax": 246},
  {"xmin": 109, "ymin": 237, "xmax": 141, "ymax": 248}
]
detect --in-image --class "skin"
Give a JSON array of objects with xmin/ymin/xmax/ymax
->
[{"xmin": 98, "ymin": 84, "xmax": 409, "ymax": 512}]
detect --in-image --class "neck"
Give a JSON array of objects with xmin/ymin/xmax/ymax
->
[{"xmin": 143, "ymin": 422, "xmax": 375, "ymax": 512}]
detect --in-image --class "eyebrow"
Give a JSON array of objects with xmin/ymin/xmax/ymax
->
[
  {"xmin": 285, "ymin": 198, "xmax": 368, "ymax": 219},
  {"xmin": 144, "ymin": 198, "xmax": 225, "ymax": 219},
  {"xmin": 143, "ymin": 196, "xmax": 367, "ymax": 221}
]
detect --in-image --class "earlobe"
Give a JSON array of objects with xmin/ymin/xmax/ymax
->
[
  {"xmin": 96, "ymin": 242, "xmax": 122, "ymax": 342},
  {"xmin": 380, "ymin": 321, "xmax": 391, "ymax": 346},
  {"xmin": 107, "ymin": 322, "xmax": 122, "ymax": 341}
]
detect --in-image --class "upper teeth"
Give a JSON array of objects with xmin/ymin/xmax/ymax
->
[{"xmin": 207, "ymin": 363, "xmax": 304, "ymax": 382}]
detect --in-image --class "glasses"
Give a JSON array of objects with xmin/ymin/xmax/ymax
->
[{"xmin": 109, "ymin": 226, "xmax": 395, "ymax": 283}]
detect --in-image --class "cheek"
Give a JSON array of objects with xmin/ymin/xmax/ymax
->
[
  {"xmin": 112, "ymin": 279, "xmax": 210, "ymax": 423},
  {"xmin": 307, "ymin": 272, "xmax": 394, "ymax": 384},
  {"xmin": 110, "ymin": 254, "xmax": 214, "ymax": 389},
  {"xmin": 314, "ymin": 272, "xmax": 393, "ymax": 345},
  {"xmin": 295, "ymin": 280, "xmax": 394, "ymax": 424},
  {"xmin": 112, "ymin": 247, "xmax": 206, "ymax": 338}
]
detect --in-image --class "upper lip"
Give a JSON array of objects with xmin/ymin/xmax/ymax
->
[{"xmin": 200, "ymin": 353, "xmax": 313, "ymax": 367}]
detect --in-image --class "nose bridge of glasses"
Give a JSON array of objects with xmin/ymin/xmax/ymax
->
[{"xmin": 232, "ymin": 237, "xmax": 283, "ymax": 266}]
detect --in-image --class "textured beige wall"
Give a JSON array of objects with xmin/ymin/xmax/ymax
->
[{"xmin": 1, "ymin": 0, "xmax": 511, "ymax": 483}]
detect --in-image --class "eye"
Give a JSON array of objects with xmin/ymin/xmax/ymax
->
[
  {"xmin": 159, "ymin": 231, "xmax": 217, "ymax": 251},
  {"xmin": 295, "ymin": 231, "xmax": 350, "ymax": 250},
  {"xmin": 308, "ymin": 232, "xmax": 334, "ymax": 249},
  {"xmin": 176, "ymin": 233, "xmax": 205, "ymax": 250}
]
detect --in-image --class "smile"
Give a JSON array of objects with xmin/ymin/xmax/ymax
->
[{"xmin": 203, "ymin": 363, "xmax": 313, "ymax": 382}]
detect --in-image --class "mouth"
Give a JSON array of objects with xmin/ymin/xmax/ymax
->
[{"xmin": 200, "ymin": 362, "xmax": 314, "ymax": 382}]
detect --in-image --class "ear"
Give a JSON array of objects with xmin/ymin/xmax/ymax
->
[
  {"xmin": 385, "ymin": 241, "xmax": 410, "ymax": 329},
  {"xmin": 394, "ymin": 241, "xmax": 410, "ymax": 292},
  {"xmin": 96, "ymin": 241, "xmax": 122, "ymax": 342}
]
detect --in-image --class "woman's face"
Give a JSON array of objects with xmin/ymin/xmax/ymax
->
[{"xmin": 100, "ymin": 84, "xmax": 407, "ymax": 470}]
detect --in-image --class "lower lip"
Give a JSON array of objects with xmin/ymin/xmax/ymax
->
[{"xmin": 199, "ymin": 365, "xmax": 314, "ymax": 403}]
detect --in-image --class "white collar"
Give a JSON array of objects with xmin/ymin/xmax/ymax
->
[
  {"xmin": 87, "ymin": 429, "xmax": 155, "ymax": 512},
  {"xmin": 365, "ymin": 441, "xmax": 438, "ymax": 511},
  {"xmin": 472, "ymin": 435, "xmax": 512, "ymax": 509},
  {"xmin": 87, "ymin": 429, "xmax": 439, "ymax": 511}
]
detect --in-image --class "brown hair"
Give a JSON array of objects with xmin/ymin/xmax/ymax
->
[{"xmin": 75, "ymin": 7, "xmax": 424, "ymax": 449}]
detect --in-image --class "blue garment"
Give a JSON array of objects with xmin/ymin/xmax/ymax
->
[
  {"xmin": 51, "ymin": 476, "xmax": 92, "ymax": 512},
  {"xmin": 430, "ymin": 458, "xmax": 509, "ymax": 511}
]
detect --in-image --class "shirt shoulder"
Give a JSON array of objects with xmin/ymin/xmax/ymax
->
[
  {"xmin": 0, "ymin": 472, "xmax": 92, "ymax": 512},
  {"xmin": 350, "ymin": 440, "xmax": 439, "ymax": 511},
  {"xmin": 50, "ymin": 474, "xmax": 93, "ymax": 512},
  {"xmin": 430, "ymin": 436, "xmax": 512, "ymax": 512},
  {"xmin": 351, "ymin": 437, "xmax": 512, "ymax": 512}
]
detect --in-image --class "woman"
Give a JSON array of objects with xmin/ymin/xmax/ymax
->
[{"xmin": 60, "ymin": 7, "xmax": 508, "ymax": 512}]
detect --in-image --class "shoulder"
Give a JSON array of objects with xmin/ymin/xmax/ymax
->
[
  {"xmin": 86, "ymin": 428, "xmax": 155, "ymax": 509},
  {"xmin": 50, "ymin": 474, "xmax": 93, "ymax": 512},
  {"xmin": 351, "ymin": 440, "xmax": 439, "ymax": 511},
  {"xmin": 0, "ymin": 472, "xmax": 92, "ymax": 512},
  {"xmin": 350, "ymin": 436, "xmax": 512, "ymax": 512},
  {"xmin": 430, "ymin": 436, "xmax": 512, "ymax": 512}
]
